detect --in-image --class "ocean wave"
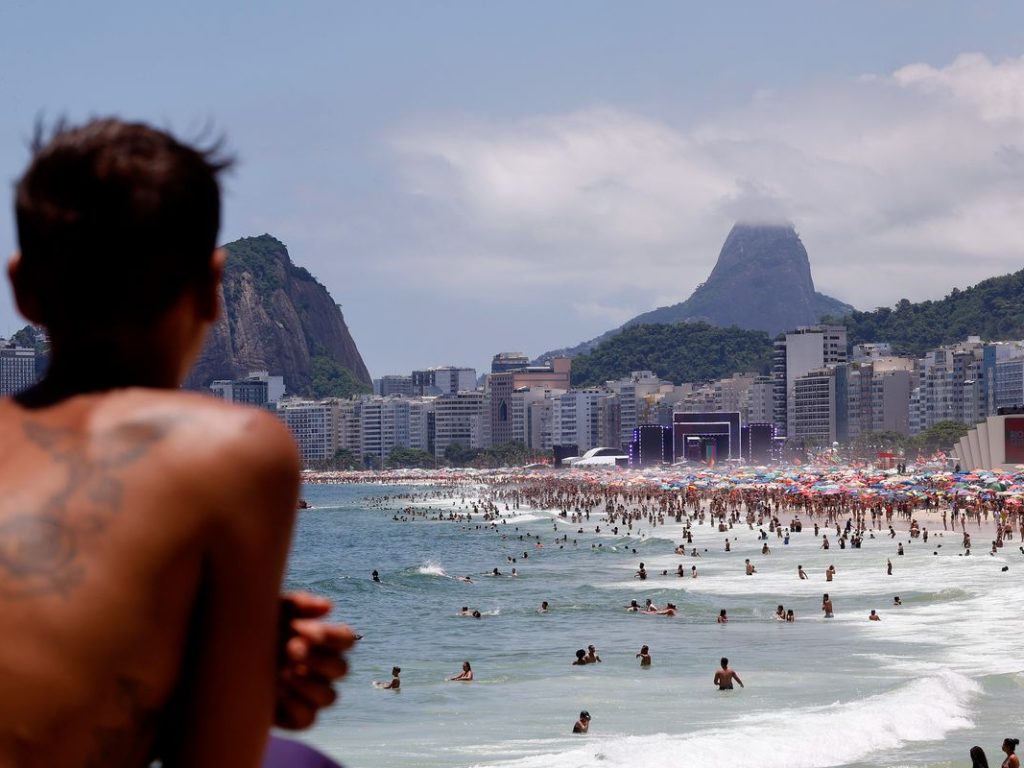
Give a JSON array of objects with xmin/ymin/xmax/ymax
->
[
  {"xmin": 477, "ymin": 671, "xmax": 978, "ymax": 768},
  {"xmin": 416, "ymin": 561, "xmax": 448, "ymax": 577}
]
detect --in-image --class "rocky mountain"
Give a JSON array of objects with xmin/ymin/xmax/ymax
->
[
  {"xmin": 184, "ymin": 234, "xmax": 372, "ymax": 397},
  {"xmin": 537, "ymin": 223, "xmax": 853, "ymax": 361}
]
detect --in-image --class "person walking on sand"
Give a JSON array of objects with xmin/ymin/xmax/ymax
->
[{"xmin": 713, "ymin": 657, "xmax": 744, "ymax": 690}]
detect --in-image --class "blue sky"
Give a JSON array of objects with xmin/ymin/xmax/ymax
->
[{"xmin": 2, "ymin": 1, "xmax": 1024, "ymax": 376}]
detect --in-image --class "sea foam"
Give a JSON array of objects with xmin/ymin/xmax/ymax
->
[{"xmin": 480, "ymin": 671, "xmax": 978, "ymax": 768}]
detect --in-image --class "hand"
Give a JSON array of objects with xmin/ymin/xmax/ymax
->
[{"xmin": 275, "ymin": 592, "xmax": 358, "ymax": 730}]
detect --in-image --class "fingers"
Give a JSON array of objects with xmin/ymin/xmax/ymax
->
[
  {"xmin": 285, "ymin": 638, "xmax": 350, "ymax": 680},
  {"xmin": 289, "ymin": 620, "xmax": 358, "ymax": 652},
  {"xmin": 275, "ymin": 696, "xmax": 319, "ymax": 731},
  {"xmin": 280, "ymin": 591, "xmax": 333, "ymax": 620},
  {"xmin": 281, "ymin": 672, "xmax": 338, "ymax": 709}
]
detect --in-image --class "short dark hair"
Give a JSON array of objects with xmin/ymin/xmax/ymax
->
[
  {"xmin": 15, "ymin": 118, "xmax": 233, "ymax": 328},
  {"xmin": 720, "ymin": 657, "xmax": 728, "ymax": 667}
]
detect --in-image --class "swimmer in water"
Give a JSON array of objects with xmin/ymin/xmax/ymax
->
[
  {"xmin": 459, "ymin": 606, "xmax": 473, "ymax": 616},
  {"xmin": 775, "ymin": 605, "xmax": 785, "ymax": 621},
  {"xmin": 893, "ymin": 596, "xmax": 902, "ymax": 606},
  {"xmin": 745, "ymin": 559, "xmax": 756, "ymax": 575},
  {"xmin": 572, "ymin": 649, "xmax": 587, "ymax": 666},
  {"xmin": 538, "ymin": 601, "xmax": 549, "ymax": 613},
  {"xmin": 472, "ymin": 610, "xmax": 482, "ymax": 619},
  {"xmin": 644, "ymin": 599, "xmax": 658, "ymax": 613},
  {"xmin": 586, "ymin": 645, "xmax": 602, "ymax": 663},
  {"xmin": 822, "ymin": 594, "xmax": 834, "ymax": 618},
  {"xmin": 449, "ymin": 661, "xmax": 473, "ymax": 681},
  {"xmin": 657, "ymin": 603, "xmax": 677, "ymax": 616},
  {"xmin": 1003, "ymin": 738, "xmax": 1021, "ymax": 768},
  {"xmin": 572, "ymin": 711, "xmax": 591, "ymax": 734},
  {"xmin": 713, "ymin": 657, "xmax": 744, "ymax": 690},
  {"xmin": 798, "ymin": 565, "xmax": 808, "ymax": 580},
  {"xmin": 717, "ymin": 609, "xmax": 728, "ymax": 624},
  {"xmin": 372, "ymin": 570, "xmax": 380, "ymax": 583},
  {"xmin": 869, "ymin": 610, "xmax": 880, "ymax": 621},
  {"xmin": 636, "ymin": 645, "xmax": 652, "ymax": 667},
  {"xmin": 626, "ymin": 600, "xmax": 641, "ymax": 612},
  {"xmin": 786, "ymin": 609, "xmax": 795, "ymax": 622},
  {"xmin": 377, "ymin": 667, "xmax": 401, "ymax": 689}
]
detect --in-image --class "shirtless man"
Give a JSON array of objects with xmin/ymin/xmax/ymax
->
[
  {"xmin": 714, "ymin": 657, "xmax": 744, "ymax": 690},
  {"xmin": 636, "ymin": 645, "xmax": 652, "ymax": 667},
  {"xmin": 822, "ymin": 594, "xmax": 834, "ymax": 618},
  {"xmin": 798, "ymin": 565, "xmax": 808, "ymax": 580},
  {"xmin": 745, "ymin": 559, "xmax": 756, "ymax": 575},
  {"xmin": 572, "ymin": 711, "xmax": 591, "ymax": 734},
  {"xmin": 0, "ymin": 119, "xmax": 353, "ymax": 766},
  {"xmin": 377, "ymin": 667, "xmax": 401, "ymax": 689}
]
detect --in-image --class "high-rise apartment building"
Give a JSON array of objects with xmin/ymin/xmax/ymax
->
[
  {"xmin": 772, "ymin": 325, "xmax": 848, "ymax": 437},
  {"xmin": 0, "ymin": 347, "xmax": 38, "ymax": 396}
]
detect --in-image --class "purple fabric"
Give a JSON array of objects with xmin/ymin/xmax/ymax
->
[{"xmin": 261, "ymin": 735, "xmax": 343, "ymax": 768}]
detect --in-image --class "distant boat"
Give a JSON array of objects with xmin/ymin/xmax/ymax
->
[{"xmin": 297, "ymin": 498, "xmax": 310, "ymax": 510}]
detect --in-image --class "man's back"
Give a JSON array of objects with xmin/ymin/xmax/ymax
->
[{"xmin": 0, "ymin": 389, "xmax": 298, "ymax": 766}]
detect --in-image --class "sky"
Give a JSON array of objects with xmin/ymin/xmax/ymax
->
[{"xmin": 2, "ymin": 1, "xmax": 1024, "ymax": 377}]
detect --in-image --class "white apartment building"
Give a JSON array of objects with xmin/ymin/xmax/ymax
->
[
  {"xmin": 773, "ymin": 325, "xmax": 848, "ymax": 437},
  {"xmin": 433, "ymin": 391, "xmax": 488, "ymax": 458},
  {"xmin": 277, "ymin": 399, "xmax": 339, "ymax": 465},
  {"xmin": 550, "ymin": 389, "xmax": 617, "ymax": 453},
  {"xmin": 604, "ymin": 371, "xmax": 673, "ymax": 449},
  {"xmin": 743, "ymin": 376, "xmax": 774, "ymax": 425}
]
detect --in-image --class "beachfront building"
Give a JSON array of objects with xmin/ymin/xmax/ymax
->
[
  {"xmin": 773, "ymin": 325, "xmax": 848, "ymax": 438},
  {"xmin": 846, "ymin": 358, "xmax": 915, "ymax": 438},
  {"xmin": 487, "ymin": 357, "xmax": 571, "ymax": 447},
  {"xmin": 277, "ymin": 398, "xmax": 339, "ymax": 465},
  {"xmin": 790, "ymin": 365, "xmax": 849, "ymax": 446},
  {"xmin": 909, "ymin": 338, "xmax": 995, "ymax": 434},
  {"xmin": 603, "ymin": 371, "xmax": 675, "ymax": 450},
  {"xmin": 743, "ymin": 376, "xmax": 775, "ymax": 426},
  {"xmin": 411, "ymin": 366, "xmax": 477, "ymax": 397},
  {"xmin": 509, "ymin": 388, "xmax": 562, "ymax": 451},
  {"xmin": 433, "ymin": 391, "xmax": 489, "ymax": 459},
  {"xmin": 0, "ymin": 346, "xmax": 38, "ymax": 396},
  {"xmin": 549, "ymin": 389, "xmax": 618, "ymax": 454}
]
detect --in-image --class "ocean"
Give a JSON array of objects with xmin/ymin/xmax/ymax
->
[{"xmin": 283, "ymin": 482, "xmax": 1024, "ymax": 768}]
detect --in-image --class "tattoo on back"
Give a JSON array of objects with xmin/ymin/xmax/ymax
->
[{"xmin": 0, "ymin": 419, "xmax": 174, "ymax": 599}]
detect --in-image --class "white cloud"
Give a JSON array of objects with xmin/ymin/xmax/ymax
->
[{"xmin": 387, "ymin": 53, "xmax": 1024, "ymax": 318}]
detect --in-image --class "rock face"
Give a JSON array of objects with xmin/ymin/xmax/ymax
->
[
  {"xmin": 627, "ymin": 223, "xmax": 853, "ymax": 335},
  {"xmin": 536, "ymin": 222, "xmax": 853, "ymax": 361},
  {"xmin": 184, "ymin": 234, "xmax": 371, "ymax": 395}
]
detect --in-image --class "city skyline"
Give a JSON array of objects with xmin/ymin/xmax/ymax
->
[{"xmin": 2, "ymin": 3, "xmax": 1024, "ymax": 376}]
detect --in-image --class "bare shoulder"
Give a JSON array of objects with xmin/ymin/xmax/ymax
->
[{"xmin": 91, "ymin": 389, "xmax": 300, "ymax": 500}]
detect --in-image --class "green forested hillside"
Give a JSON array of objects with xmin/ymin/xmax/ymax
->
[
  {"xmin": 570, "ymin": 322, "xmax": 773, "ymax": 386},
  {"xmin": 826, "ymin": 268, "xmax": 1024, "ymax": 357}
]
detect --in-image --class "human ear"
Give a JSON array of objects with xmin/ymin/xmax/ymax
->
[
  {"xmin": 197, "ymin": 248, "xmax": 226, "ymax": 322},
  {"xmin": 7, "ymin": 252, "xmax": 44, "ymax": 324}
]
